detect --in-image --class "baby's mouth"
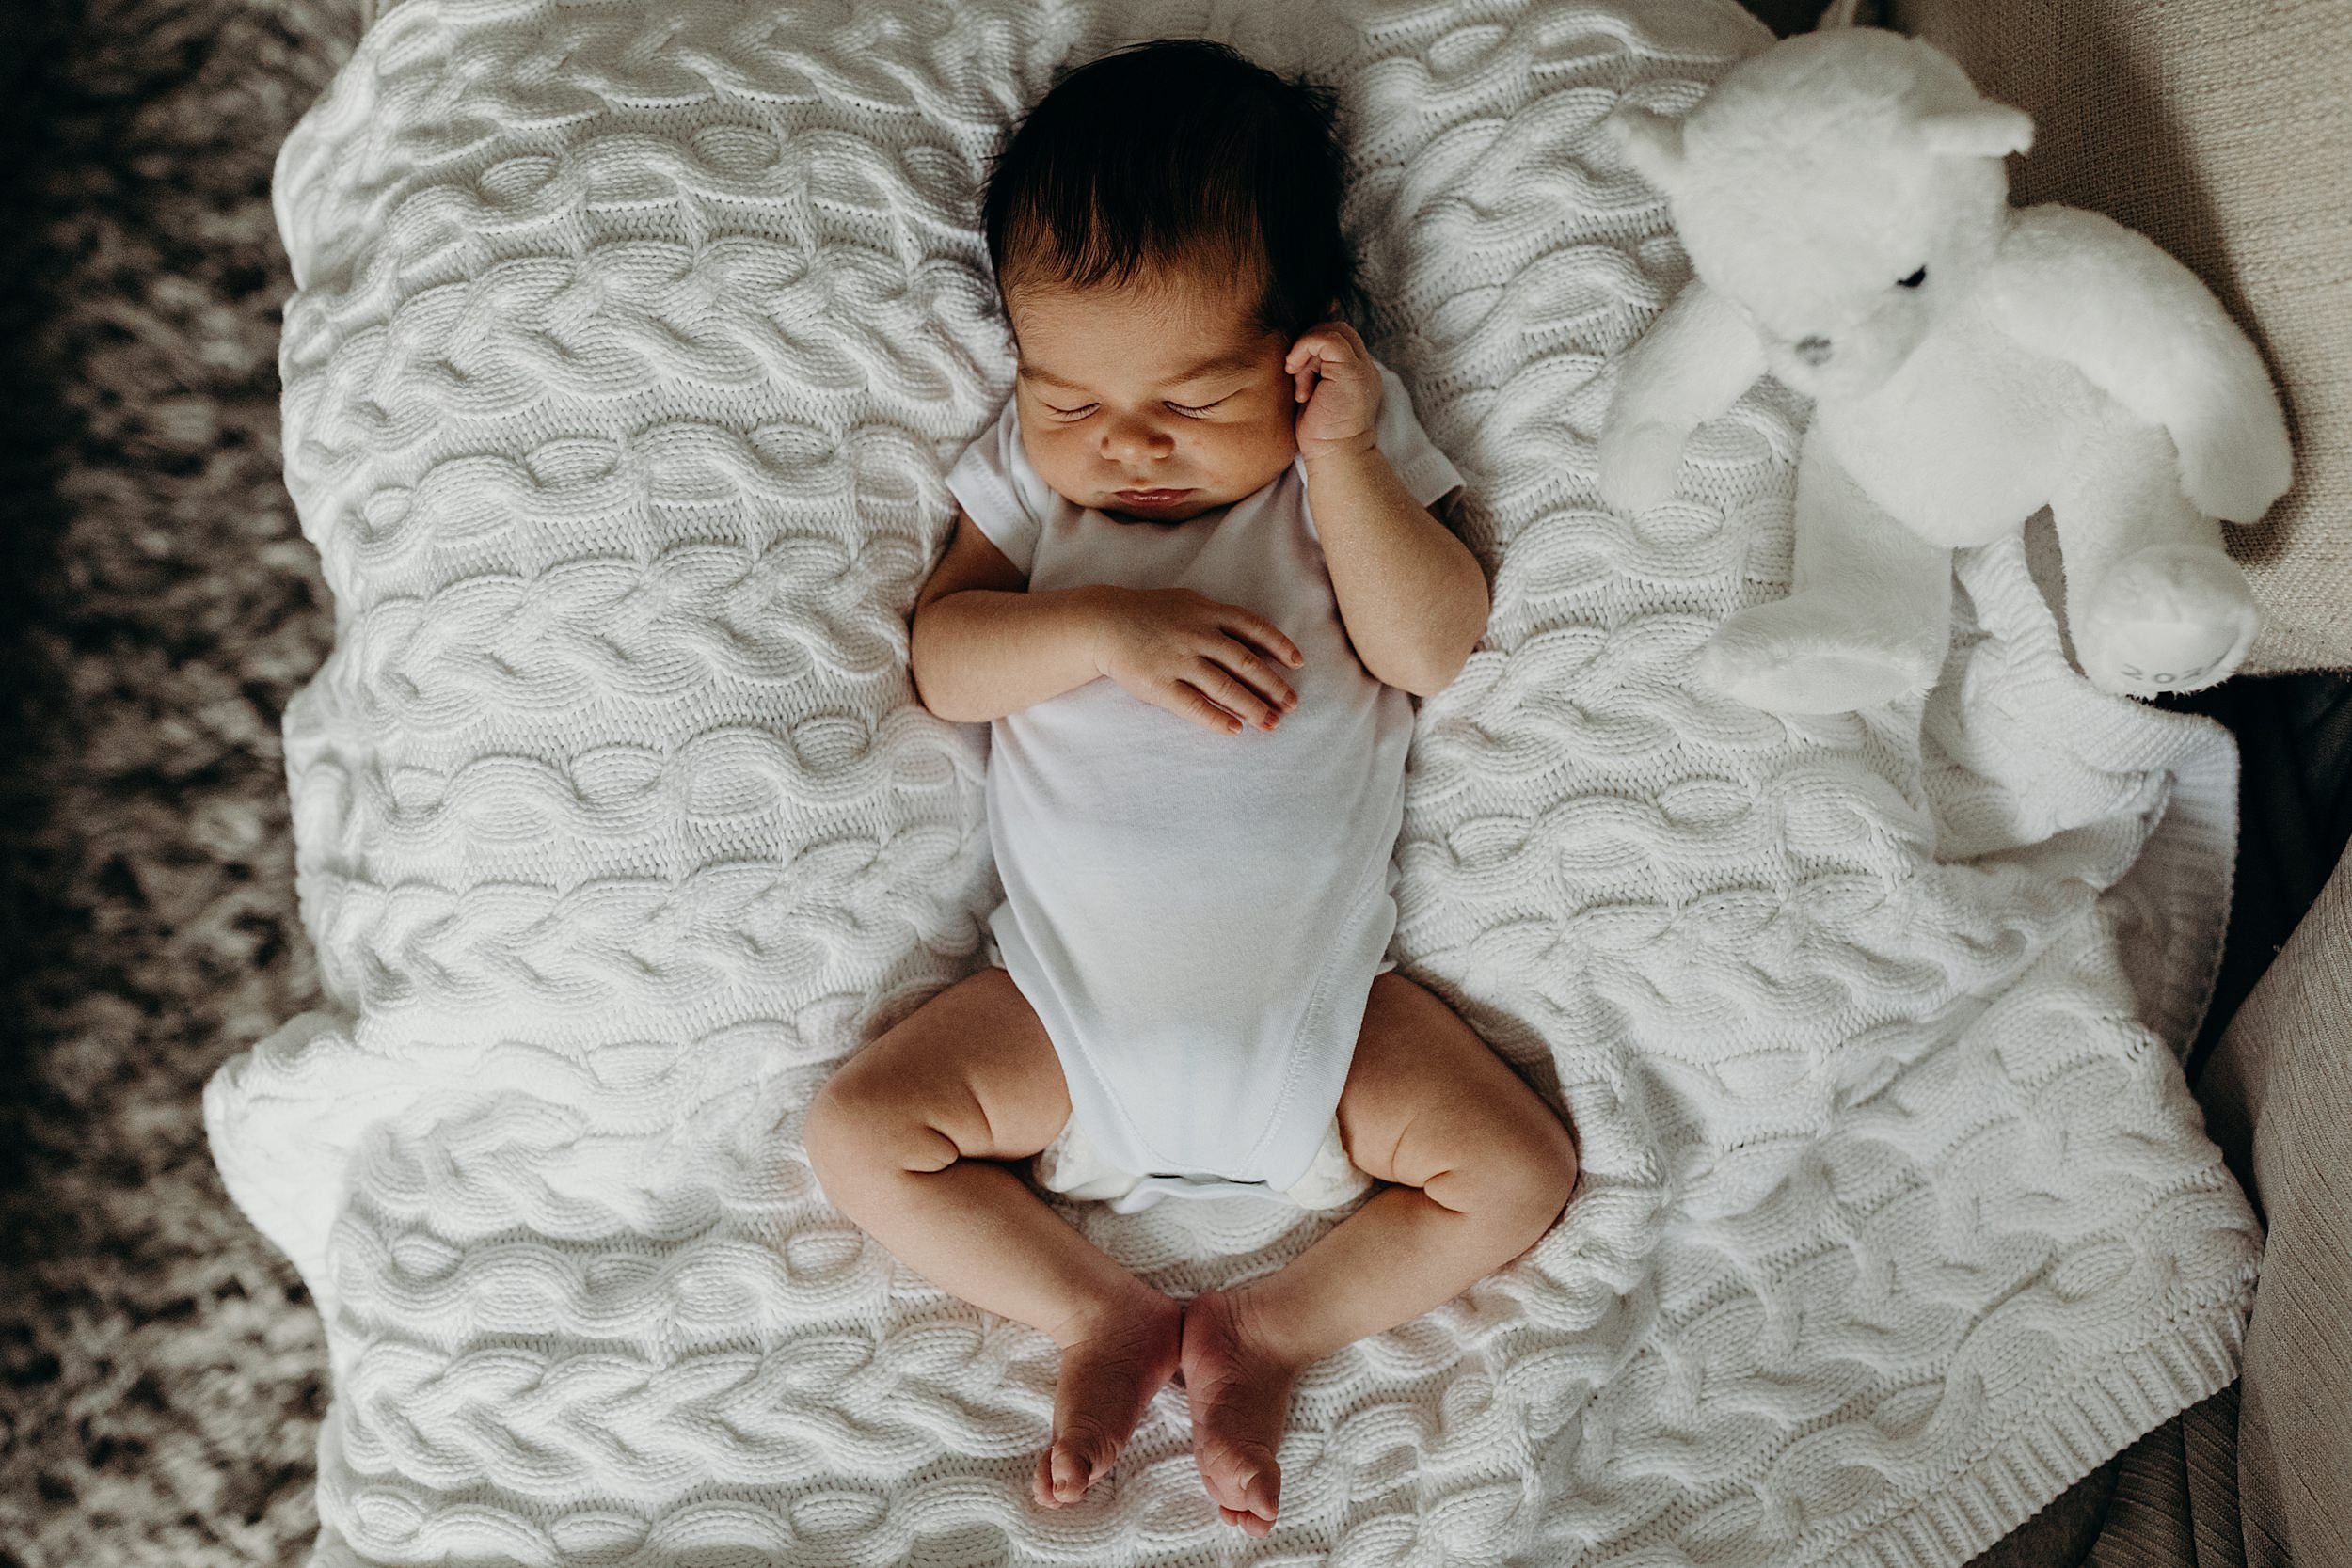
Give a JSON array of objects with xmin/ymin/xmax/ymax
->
[{"xmin": 1110, "ymin": 486, "xmax": 1195, "ymax": 507}]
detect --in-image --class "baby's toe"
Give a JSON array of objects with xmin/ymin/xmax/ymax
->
[
  {"xmin": 1200, "ymin": 1439, "xmax": 1280, "ymax": 1523},
  {"xmin": 1051, "ymin": 1426, "xmax": 1112, "ymax": 1503},
  {"xmin": 1218, "ymin": 1497, "xmax": 1277, "ymax": 1537}
]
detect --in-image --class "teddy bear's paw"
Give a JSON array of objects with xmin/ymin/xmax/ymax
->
[
  {"xmin": 1597, "ymin": 420, "xmax": 1686, "ymax": 514},
  {"xmin": 2179, "ymin": 423, "xmax": 2294, "ymax": 526},
  {"xmin": 1697, "ymin": 599, "xmax": 1941, "ymax": 714},
  {"xmin": 2076, "ymin": 543, "xmax": 2259, "ymax": 698}
]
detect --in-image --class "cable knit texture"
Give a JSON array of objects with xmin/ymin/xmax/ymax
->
[{"xmin": 203, "ymin": 1, "xmax": 2261, "ymax": 1563}]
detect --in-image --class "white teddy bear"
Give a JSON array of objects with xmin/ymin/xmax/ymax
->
[{"xmin": 1598, "ymin": 24, "xmax": 2294, "ymax": 714}]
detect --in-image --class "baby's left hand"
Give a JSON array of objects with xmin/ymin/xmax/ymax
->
[{"xmin": 1287, "ymin": 320, "xmax": 1382, "ymax": 464}]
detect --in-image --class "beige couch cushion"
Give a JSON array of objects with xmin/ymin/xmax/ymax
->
[
  {"xmin": 2195, "ymin": 835, "xmax": 2352, "ymax": 1568},
  {"xmin": 1894, "ymin": 0, "xmax": 2352, "ymax": 674}
]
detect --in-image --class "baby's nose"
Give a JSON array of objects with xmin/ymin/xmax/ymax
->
[
  {"xmin": 1793, "ymin": 335, "xmax": 1834, "ymax": 367},
  {"xmin": 1100, "ymin": 412, "xmax": 1171, "ymax": 460}
]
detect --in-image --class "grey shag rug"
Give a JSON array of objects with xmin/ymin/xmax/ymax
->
[{"xmin": 0, "ymin": 3, "xmax": 358, "ymax": 1564}]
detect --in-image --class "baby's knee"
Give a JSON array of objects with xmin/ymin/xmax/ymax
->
[
  {"xmin": 1485, "ymin": 1104, "xmax": 1580, "ymax": 1243},
  {"xmin": 803, "ymin": 1059, "xmax": 957, "ymax": 1193},
  {"xmin": 801, "ymin": 1069, "xmax": 868, "ymax": 1193}
]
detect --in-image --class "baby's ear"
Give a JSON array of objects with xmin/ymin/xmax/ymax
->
[{"xmin": 1609, "ymin": 105, "xmax": 1686, "ymax": 193}]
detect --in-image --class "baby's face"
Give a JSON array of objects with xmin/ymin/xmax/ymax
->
[{"xmin": 1006, "ymin": 267, "xmax": 1303, "ymax": 523}]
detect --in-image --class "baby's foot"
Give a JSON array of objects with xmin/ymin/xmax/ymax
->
[
  {"xmin": 1033, "ymin": 1284, "xmax": 1185, "ymax": 1509},
  {"xmin": 1179, "ymin": 1288, "xmax": 1304, "ymax": 1537}
]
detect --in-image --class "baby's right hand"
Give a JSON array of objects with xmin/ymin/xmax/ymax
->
[{"xmin": 1089, "ymin": 587, "xmax": 1304, "ymax": 736}]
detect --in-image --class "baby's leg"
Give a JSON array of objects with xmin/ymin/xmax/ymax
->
[
  {"xmin": 1181, "ymin": 973, "xmax": 1578, "ymax": 1535},
  {"xmin": 803, "ymin": 966, "xmax": 1183, "ymax": 1508}
]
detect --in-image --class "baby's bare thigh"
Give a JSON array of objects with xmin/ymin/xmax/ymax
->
[
  {"xmin": 830, "ymin": 965, "xmax": 1072, "ymax": 1161},
  {"xmin": 1335, "ymin": 973, "xmax": 1574, "ymax": 1188}
]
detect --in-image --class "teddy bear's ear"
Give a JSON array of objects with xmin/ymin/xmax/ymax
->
[
  {"xmin": 1914, "ymin": 102, "xmax": 2035, "ymax": 159},
  {"xmin": 1609, "ymin": 106, "xmax": 1686, "ymax": 192}
]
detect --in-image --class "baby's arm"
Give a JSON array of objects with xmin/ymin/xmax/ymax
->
[
  {"xmin": 1289, "ymin": 325, "xmax": 1486, "ymax": 697},
  {"xmin": 910, "ymin": 512, "xmax": 1110, "ymax": 722},
  {"xmin": 912, "ymin": 511, "xmax": 1305, "ymax": 732},
  {"xmin": 1300, "ymin": 446, "xmax": 1485, "ymax": 696}
]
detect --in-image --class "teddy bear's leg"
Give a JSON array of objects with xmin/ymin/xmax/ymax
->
[
  {"xmin": 1697, "ymin": 435, "xmax": 1951, "ymax": 714},
  {"xmin": 2054, "ymin": 416, "xmax": 2260, "ymax": 699}
]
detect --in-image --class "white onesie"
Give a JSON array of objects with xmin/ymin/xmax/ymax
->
[{"xmin": 945, "ymin": 360, "xmax": 1464, "ymax": 1213}]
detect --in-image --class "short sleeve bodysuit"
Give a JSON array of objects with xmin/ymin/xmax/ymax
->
[{"xmin": 944, "ymin": 360, "xmax": 1464, "ymax": 1209}]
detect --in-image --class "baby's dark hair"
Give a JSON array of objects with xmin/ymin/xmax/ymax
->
[{"xmin": 980, "ymin": 39, "xmax": 1362, "ymax": 341}]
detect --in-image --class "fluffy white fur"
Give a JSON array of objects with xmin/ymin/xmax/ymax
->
[{"xmin": 1599, "ymin": 26, "xmax": 2293, "ymax": 712}]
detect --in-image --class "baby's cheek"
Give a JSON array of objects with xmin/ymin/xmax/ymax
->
[
  {"xmin": 1239, "ymin": 414, "xmax": 1301, "ymax": 482},
  {"xmin": 1027, "ymin": 430, "xmax": 1091, "ymax": 494}
]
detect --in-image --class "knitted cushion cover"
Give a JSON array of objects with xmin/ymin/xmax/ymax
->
[{"xmin": 204, "ymin": 1, "xmax": 2262, "ymax": 1563}]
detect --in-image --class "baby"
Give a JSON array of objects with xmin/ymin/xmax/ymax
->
[{"xmin": 803, "ymin": 39, "xmax": 1580, "ymax": 1538}]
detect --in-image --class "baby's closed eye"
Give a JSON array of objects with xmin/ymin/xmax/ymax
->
[{"xmin": 1041, "ymin": 397, "xmax": 1232, "ymax": 421}]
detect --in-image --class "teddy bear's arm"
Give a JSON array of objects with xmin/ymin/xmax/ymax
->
[
  {"xmin": 1986, "ymin": 204, "xmax": 2293, "ymax": 524},
  {"xmin": 1598, "ymin": 277, "xmax": 1767, "ymax": 514}
]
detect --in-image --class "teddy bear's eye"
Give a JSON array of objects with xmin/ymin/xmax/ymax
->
[{"xmin": 1898, "ymin": 266, "xmax": 1929, "ymax": 289}]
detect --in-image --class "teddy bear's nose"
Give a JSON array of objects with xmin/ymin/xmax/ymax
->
[{"xmin": 1794, "ymin": 335, "xmax": 1834, "ymax": 366}]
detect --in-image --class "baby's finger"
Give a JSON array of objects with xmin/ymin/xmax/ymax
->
[
  {"xmin": 1171, "ymin": 681, "xmax": 1246, "ymax": 736},
  {"xmin": 1216, "ymin": 607, "xmax": 1305, "ymax": 669},
  {"xmin": 1295, "ymin": 322, "xmax": 1354, "ymax": 362},
  {"xmin": 1206, "ymin": 639, "xmax": 1297, "ymax": 714},
  {"xmin": 1192, "ymin": 659, "xmax": 1283, "ymax": 730}
]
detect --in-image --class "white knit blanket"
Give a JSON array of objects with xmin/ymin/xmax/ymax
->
[{"xmin": 205, "ymin": 2, "xmax": 2262, "ymax": 1563}]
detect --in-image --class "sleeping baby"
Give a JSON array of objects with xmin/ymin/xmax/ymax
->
[{"xmin": 803, "ymin": 38, "xmax": 1580, "ymax": 1539}]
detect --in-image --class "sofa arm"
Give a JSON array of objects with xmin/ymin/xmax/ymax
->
[{"xmin": 2197, "ymin": 838, "xmax": 2352, "ymax": 1567}]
